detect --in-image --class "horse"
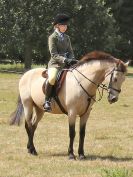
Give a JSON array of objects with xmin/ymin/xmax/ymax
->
[{"xmin": 10, "ymin": 51, "xmax": 128, "ymax": 160}]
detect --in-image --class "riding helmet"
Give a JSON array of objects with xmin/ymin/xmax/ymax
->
[{"xmin": 53, "ymin": 13, "xmax": 70, "ymax": 25}]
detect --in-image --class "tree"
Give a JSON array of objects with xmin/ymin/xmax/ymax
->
[
  {"xmin": 70, "ymin": 0, "xmax": 118, "ymax": 58},
  {"xmin": 0, "ymin": 0, "xmax": 119, "ymax": 68},
  {"xmin": 0, "ymin": 0, "xmax": 51, "ymax": 69},
  {"xmin": 105, "ymin": 0, "xmax": 133, "ymax": 59}
]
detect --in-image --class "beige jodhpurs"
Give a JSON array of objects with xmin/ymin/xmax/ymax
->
[{"xmin": 48, "ymin": 68, "xmax": 59, "ymax": 85}]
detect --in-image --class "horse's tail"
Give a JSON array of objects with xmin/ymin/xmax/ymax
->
[{"xmin": 10, "ymin": 95, "xmax": 24, "ymax": 126}]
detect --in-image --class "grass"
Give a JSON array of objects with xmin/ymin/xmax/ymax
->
[
  {"xmin": 0, "ymin": 67, "xmax": 133, "ymax": 177},
  {"xmin": 101, "ymin": 168, "xmax": 132, "ymax": 177},
  {"xmin": 0, "ymin": 63, "xmax": 25, "ymax": 72},
  {"xmin": 0, "ymin": 63, "xmax": 45, "ymax": 73}
]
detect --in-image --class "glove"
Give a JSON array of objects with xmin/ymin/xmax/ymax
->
[{"xmin": 64, "ymin": 59, "xmax": 78, "ymax": 66}]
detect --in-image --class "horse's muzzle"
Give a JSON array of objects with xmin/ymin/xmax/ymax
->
[{"xmin": 108, "ymin": 95, "xmax": 118, "ymax": 104}]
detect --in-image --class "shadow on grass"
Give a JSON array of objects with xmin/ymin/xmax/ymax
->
[
  {"xmin": 40, "ymin": 152, "xmax": 133, "ymax": 162},
  {"xmin": 86, "ymin": 154, "xmax": 133, "ymax": 162},
  {"xmin": 41, "ymin": 151, "xmax": 68, "ymax": 157},
  {"xmin": 51, "ymin": 152, "xmax": 68, "ymax": 157},
  {"xmin": 120, "ymin": 104, "xmax": 130, "ymax": 107}
]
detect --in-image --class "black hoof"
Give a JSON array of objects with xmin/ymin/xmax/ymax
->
[
  {"xmin": 69, "ymin": 153, "xmax": 76, "ymax": 160},
  {"xmin": 79, "ymin": 154, "xmax": 86, "ymax": 160},
  {"xmin": 28, "ymin": 148, "xmax": 38, "ymax": 156}
]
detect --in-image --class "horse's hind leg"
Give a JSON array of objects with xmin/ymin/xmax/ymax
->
[
  {"xmin": 23, "ymin": 99, "xmax": 36, "ymax": 155},
  {"xmin": 24, "ymin": 100, "xmax": 44, "ymax": 155},
  {"xmin": 25, "ymin": 120, "xmax": 37, "ymax": 155}
]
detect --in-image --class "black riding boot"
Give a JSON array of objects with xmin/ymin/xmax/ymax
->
[{"xmin": 43, "ymin": 82, "xmax": 53, "ymax": 112}]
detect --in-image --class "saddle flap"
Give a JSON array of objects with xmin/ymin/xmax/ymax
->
[
  {"xmin": 42, "ymin": 69, "xmax": 68, "ymax": 115},
  {"xmin": 42, "ymin": 69, "xmax": 68, "ymax": 95},
  {"xmin": 56, "ymin": 70, "xmax": 68, "ymax": 94}
]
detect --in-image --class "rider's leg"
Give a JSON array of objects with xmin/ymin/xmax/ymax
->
[{"xmin": 43, "ymin": 68, "xmax": 58, "ymax": 111}]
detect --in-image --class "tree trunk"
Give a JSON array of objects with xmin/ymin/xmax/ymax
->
[{"xmin": 24, "ymin": 32, "xmax": 32, "ymax": 71}]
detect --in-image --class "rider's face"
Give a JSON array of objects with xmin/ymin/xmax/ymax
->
[{"xmin": 57, "ymin": 24, "xmax": 67, "ymax": 33}]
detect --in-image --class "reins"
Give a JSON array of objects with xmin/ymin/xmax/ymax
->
[
  {"xmin": 67, "ymin": 66, "xmax": 122, "ymax": 117},
  {"xmin": 59, "ymin": 61, "xmax": 123, "ymax": 116},
  {"xmin": 69, "ymin": 66, "xmax": 123, "ymax": 102},
  {"xmin": 69, "ymin": 67, "xmax": 109, "ymax": 102}
]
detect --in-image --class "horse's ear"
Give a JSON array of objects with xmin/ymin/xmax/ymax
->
[{"xmin": 125, "ymin": 60, "xmax": 131, "ymax": 66}]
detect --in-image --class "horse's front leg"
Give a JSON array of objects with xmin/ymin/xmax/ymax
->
[
  {"xmin": 68, "ymin": 115, "xmax": 76, "ymax": 160},
  {"xmin": 78, "ymin": 123, "xmax": 86, "ymax": 160},
  {"xmin": 78, "ymin": 110, "xmax": 91, "ymax": 160}
]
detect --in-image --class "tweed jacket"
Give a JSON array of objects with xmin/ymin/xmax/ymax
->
[{"xmin": 48, "ymin": 31, "xmax": 74, "ymax": 68}]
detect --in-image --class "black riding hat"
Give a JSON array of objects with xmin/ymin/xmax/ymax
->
[{"xmin": 53, "ymin": 13, "xmax": 70, "ymax": 25}]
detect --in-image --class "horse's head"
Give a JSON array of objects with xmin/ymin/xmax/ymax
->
[{"xmin": 107, "ymin": 60, "xmax": 129, "ymax": 104}]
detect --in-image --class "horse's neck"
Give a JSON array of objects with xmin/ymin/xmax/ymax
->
[{"xmin": 75, "ymin": 60, "xmax": 116, "ymax": 95}]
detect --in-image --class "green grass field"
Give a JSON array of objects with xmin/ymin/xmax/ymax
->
[{"xmin": 0, "ymin": 67, "xmax": 133, "ymax": 177}]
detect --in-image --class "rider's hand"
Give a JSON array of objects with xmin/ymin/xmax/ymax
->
[{"xmin": 64, "ymin": 58, "xmax": 78, "ymax": 66}]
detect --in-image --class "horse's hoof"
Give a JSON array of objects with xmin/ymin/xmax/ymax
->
[
  {"xmin": 79, "ymin": 154, "xmax": 86, "ymax": 160},
  {"xmin": 28, "ymin": 148, "xmax": 38, "ymax": 156},
  {"xmin": 69, "ymin": 153, "xmax": 76, "ymax": 160}
]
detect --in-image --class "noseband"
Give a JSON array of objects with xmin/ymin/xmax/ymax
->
[{"xmin": 108, "ymin": 68, "xmax": 123, "ymax": 93}]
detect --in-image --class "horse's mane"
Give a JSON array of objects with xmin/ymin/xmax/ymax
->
[
  {"xmin": 79, "ymin": 51, "xmax": 114, "ymax": 63},
  {"xmin": 75, "ymin": 51, "xmax": 127, "ymax": 72}
]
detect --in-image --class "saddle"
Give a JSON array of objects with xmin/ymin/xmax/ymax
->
[
  {"xmin": 42, "ymin": 69, "xmax": 68, "ymax": 114},
  {"xmin": 42, "ymin": 69, "xmax": 68, "ymax": 95}
]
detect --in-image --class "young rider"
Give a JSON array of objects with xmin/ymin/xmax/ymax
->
[{"xmin": 43, "ymin": 13, "xmax": 77, "ymax": 111}]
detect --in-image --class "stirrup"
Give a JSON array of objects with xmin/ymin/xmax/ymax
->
[{"xmin": 43, "ymin": 101, "xmax": 51, "ymax": 112}]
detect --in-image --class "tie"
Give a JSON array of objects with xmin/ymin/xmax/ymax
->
[{"xmin": 60, "ymin": 33, "xmax": 64, "ymax": 41}]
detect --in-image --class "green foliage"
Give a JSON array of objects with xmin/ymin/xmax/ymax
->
[
  {"xmin": 70, "ymin": 0, "xmax": 118, "ymax": 57},
  {"xmin": 101, "ymin": 168, "xmax": 132, "ymax": 177},
  {"xmin": 0, "ymin": 0, "xmax": 129, "ymax": 67},
  {"xmin": 104, "ymin": 0, "xmax": 133, "ymax": 59}
]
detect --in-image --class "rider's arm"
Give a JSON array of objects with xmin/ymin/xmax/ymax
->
[{"xmin": 48, "ymin": 35, "xmax": 66, "ymax": 64}]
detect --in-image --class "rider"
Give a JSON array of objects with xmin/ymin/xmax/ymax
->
[{"xmin": 43, "ymin": 13, "xmax": 77, "ymax": 112}]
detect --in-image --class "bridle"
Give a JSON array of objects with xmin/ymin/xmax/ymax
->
[
  {"xmin": 108, "ymin": 68, "xmax": 123, "ymax": 94},
  {"xmin": 69, "ymin": 66, "xmax": 124, "ymax": 102},
  {"xmin": 63, "ymin": 65, "xmax": 124, "ymax": 117}
]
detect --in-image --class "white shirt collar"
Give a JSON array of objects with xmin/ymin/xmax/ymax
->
[{"xmin": 55, "ymin": 28, "xmax": 64, "ymax": 37}]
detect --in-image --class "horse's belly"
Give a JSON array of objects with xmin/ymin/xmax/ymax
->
[{"xmin": 31, "ymin": 77, "xmax": 45, "ymax": 107}]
